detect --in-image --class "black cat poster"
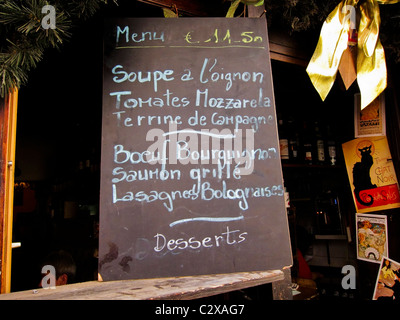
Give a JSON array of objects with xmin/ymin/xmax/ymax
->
[{"xmin": 342, "ymin": 136, "xmax": 400, "ymax": 213}]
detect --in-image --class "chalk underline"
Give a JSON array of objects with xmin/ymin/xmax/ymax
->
[
  {"xmin": 163, "ymin": 129, "xmax": 236, "ymax": 139},
  {"xmin": 169, "ymin": 215, "xmax": 244, "ymax": 227},
  {"xmin": 116, "ymin": 45, "xmax": 266, "ymax": 50}
]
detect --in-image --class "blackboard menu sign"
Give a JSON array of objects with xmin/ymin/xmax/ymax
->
[{"xmin": 99, "ymin": 17, "xmax": 292, "ymax": 281}]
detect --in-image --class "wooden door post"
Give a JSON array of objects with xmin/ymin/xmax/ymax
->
[{"xmin": 0, "ymin": 88, "xmax": 18, "ymax": 293}]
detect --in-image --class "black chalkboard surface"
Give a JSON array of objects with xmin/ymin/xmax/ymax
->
[{"xmin": 99, "ymin": 17, "xmax": 292, "ymax": 281}]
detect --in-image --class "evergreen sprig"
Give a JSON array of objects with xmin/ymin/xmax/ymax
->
[{"xmin": 0, "ymin": 0, "xmax": 111, "ymax": 97}]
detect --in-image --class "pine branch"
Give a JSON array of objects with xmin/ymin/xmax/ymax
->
[
  {"xmin": 0, "ymin": 56, "xmax": 28, "ymax": 98},
  {"xmin": 0, "ymin": 0, "xmax": 110, "ymax": 97}
]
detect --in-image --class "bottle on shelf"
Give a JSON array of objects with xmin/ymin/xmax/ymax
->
[
  {"xmin": 326, "ymin": 125, "xmax": 337, "ymax": 166},
  {"xmin": 278, "ymin": 115, "xmax": 290, "ymax": 163},
  {"xmin": 314, "ymin": 121, "xmax": 326, "ymax": 165},
  {"xmin": 288, "ymin": 119, "xmax": 300, "ymax": 164},
  {"xmin": 302, "ymin": 121, "xmax": 313, "ymax": 165}
]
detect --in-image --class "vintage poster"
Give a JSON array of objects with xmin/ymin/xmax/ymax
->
[
  {"xmin": 373, "ymin": 256, "xmax": 400, "ymax": 300},
  {"xmin": 354, "ymin": 93, "xmax": 386, "ymax": 137},
  {"xmin": 342, "ymin": 136, "xmax": 400, "ymax": 213},
  {"xmin": 356, "ymin": 213, "xmax": 388, "ymax": 263}
]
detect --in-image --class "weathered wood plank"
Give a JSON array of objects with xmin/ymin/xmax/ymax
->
[
  {"xmin": 0, "ymin": 95, "xmax": 6, "ymax": 293},
  {"xmin": 0, "ymin": 270, "xmax": 284, "ymax": 300},
  {"xmin": 136, "ymin": 0, "xmax": 227, "ymax": 17},
  {"xmin": 268, "ymin": 31, "xmax": 310, "ymax": 66},
  {"xmin": 272, "ymin": 267, "xmax": 293, "ymax": 300}
]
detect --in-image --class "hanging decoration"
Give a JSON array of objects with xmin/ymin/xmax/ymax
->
[{"xmin": 306, "ymin": 0, "xmax": 400, "ymax": 110}]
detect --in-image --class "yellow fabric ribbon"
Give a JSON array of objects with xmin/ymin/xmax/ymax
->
[{"xmin": 306, "ymin": 0, "xmax": 399, "ymax": 109}]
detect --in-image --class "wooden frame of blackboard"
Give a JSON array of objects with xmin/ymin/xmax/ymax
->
[
  {"xmin": 99, "ymin": 16, "xmax": 292, "ymax": 284},
  {"xmin": 99, "ymin": 18, "xmax": 292, "ymax": 280},
  {"xmin": 0, "ymin": 269, "xmax": 287, "ymax": 300}
]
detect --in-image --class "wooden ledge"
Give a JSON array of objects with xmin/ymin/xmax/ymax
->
[{"xmin": 0, "ymin": 270, "xmax": 284, "ymax": 300}]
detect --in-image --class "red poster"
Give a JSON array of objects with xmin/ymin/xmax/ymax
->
[{"xmin": 355, "ymin": 184, "xmax": 400, "ymax": 210}]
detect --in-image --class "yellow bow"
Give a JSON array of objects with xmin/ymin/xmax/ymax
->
[{"xmin": 306, "ymin": 0, "xmax": 399, "ymax": 109}]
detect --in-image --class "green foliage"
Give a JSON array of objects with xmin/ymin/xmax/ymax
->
[
  {"xmin": 0, "ymin": 0, "xmax": 111, "ymax": 97},
  {"xmin": 226, "ymin": 0, "xmax": 241, "ymax": 18},
  {"xmin": 163, "ymin": 6, "xmax": 178, "ymax": 18},
  {"xmin": 263, "ymin": 0, "xmax": 336, "ymax": 31},
  {"xmin": 226, "ymin": 0, "xmax": 264, "ymax": 18}
]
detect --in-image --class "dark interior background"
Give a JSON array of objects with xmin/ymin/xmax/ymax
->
[{"xmin": 10, "ymin": 0, "xmax": 400, "ymax": 299}]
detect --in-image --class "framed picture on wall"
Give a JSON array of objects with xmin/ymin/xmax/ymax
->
[
  {"xmin": 373, "ymin": 256, "xmax": 400, "ymax": 300},
  {"xmin": 356, "ymin": 213, "xmax": 388, "ymax": 264},
  {"xmin": 342, "ymin": 136, "xmax": 400, "ymax": 213},
  {"xmin": 354, "ymin": 93, "xmax": 386, "ymax": 137}
]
